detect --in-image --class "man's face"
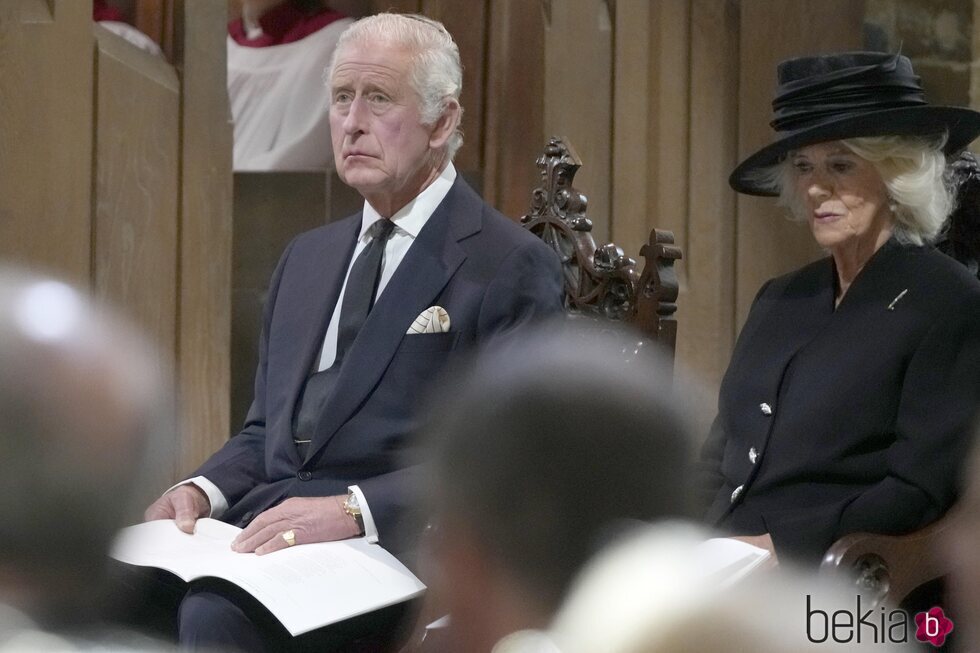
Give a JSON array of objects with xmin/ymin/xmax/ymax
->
[{"xmin": 329, "ymin": 40, "xmax": 439, "ymax": 212}]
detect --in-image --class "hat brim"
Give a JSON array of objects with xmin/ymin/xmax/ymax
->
[{"xmin": 729, "ymin": 106, "xmax": 980, "ymax": 196}]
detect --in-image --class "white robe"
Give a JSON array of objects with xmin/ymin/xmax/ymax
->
[{"xmin": 228, "ymin": 17, "xmax": 353, "ymax": 172}]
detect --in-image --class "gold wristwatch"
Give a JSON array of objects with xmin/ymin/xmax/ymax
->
[{"xmin": 343, "ymin": 491, "xmax": 365, "ymax": 534}]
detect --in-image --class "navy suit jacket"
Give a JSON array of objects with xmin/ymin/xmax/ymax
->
[
  {"xmin": 700, "ymin": 240, "xmax": 980, "ymax": 566},
  {"xmin": 192, "ymin": 177, "xmax": 563, "ymax": 555}
]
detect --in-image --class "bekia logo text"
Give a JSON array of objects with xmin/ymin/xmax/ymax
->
[{"xmin": 806, "ymin": 595, "xmax": 953, "ymax": 647}]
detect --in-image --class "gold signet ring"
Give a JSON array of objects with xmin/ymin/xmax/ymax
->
[{"xmin": 282, "ymin": 530, "xmax": 296, "ymax": 547}]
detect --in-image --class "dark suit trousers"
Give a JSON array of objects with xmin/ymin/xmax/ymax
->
[
  {"xmin": 178, "ymin": 582, "xmax": 416, "ymax": 653},
  {"xmin": 108, "ymin": 562, "xmax": 416, "ymax": 652}
]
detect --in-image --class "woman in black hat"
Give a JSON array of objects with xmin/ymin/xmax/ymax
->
[{"xmin": 699, "ymin": 52, "xmax": 980, "ymax": 566}]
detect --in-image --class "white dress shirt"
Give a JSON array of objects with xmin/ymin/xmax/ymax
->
[{"xmin": 181, "ymin": 163, "xmax": 458, "ymax": 543}]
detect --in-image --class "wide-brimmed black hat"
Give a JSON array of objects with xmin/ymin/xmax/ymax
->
[{"xmin": 730, "ymin": 52, "xmax": 980, "ymax": 196}]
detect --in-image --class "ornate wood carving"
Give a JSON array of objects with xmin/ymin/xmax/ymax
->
[
  {"xmin": 638, "ymin": 229, "xmax": 681, "ymax": 352},
  {"xmin": 522, "ymin": 137, "xmax": 682, "ymax": 354}
]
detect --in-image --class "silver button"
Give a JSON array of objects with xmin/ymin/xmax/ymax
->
[
  {"xmin": 748, "ymin": 447, "xmax": 758, "ymax": 464},
  {"xmin": 730, "ymin": 485, "xmax": 744, "ymax": 503},
  {"xmin": 760, "ymin": 402, "xmax": 773, "ymax": 416}
]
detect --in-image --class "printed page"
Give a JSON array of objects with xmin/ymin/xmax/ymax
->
[{"xmin": 111, "ymin": 519, "xmax": 426, "ymax": 635}]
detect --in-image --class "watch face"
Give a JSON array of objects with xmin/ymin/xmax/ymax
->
[{"xmin": 346, "ymin": 493, "xmax": 360, "ymax": 512}]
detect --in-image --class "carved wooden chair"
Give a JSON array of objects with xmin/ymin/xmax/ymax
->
[
  {"xmin": 820, "ymin": 151, "xmax": 980, "ymax": 608},
  {"xmin": 407, "ymin": 139, "xmax": 685, "ymax": 652},
  {"xmin": 520, "ymin": 137, "xmax": 682, "ymax": 363}
]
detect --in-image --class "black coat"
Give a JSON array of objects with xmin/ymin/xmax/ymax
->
[{"xmin": 699, "ymin": 239, "xmax": 980, "ymax": 566}]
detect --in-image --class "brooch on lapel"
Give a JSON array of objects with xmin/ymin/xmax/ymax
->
[{"xmin": 887, "ymin": 288, "xmax": 909, "ymax": 311}]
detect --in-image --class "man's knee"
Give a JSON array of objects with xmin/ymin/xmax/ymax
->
[{"xmin": 179, "ymin": 588, "xmax": 267, "ymax": 652}]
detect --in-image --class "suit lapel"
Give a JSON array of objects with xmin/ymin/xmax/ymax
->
[
  {"xmin": 280, "ymin": 216, "xmax": 360, "ymax": 464},
  {"xmin": 304, "ymin": 178, "xmax": 481, "ymax": 461}
]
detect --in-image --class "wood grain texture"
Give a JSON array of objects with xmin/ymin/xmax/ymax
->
[
  {"xmin": 645, "ymin": 0, "xmax": 691, "ymax": 259},
  {"xmin": 93, "ymin": 24, "xmax": 180, "ymax": 363},
  {"xmin": 735, "ymin": 0, "xmax": 865, "ymax": 326},
  {"xmin": 610, "ymin": 0, "xmax": 652, "ymax": 258},
  {"xmin": 544, "ymin": 0, "xmax": 613, "ymax": 242},
  {"xmin": 682, "ymin": 0, "xmax": 739, "ymax": 436},
  {"xmin": 366, "ymin": 0, "xmax": 421, "ymax": 13},
  {"xmin": 134, "ymin": 0, "xmax": 176, "ymax": 60},
  {"xmin": 0, "ymin": 0, "xmax": 93, "ymax": 286},
  {"xmin": 174, "ymin": 0, "xmax": 234, "ymax": 479},
  {"xmin": 92, "ymin": 26, "xmax": 181, "ymax": 489},
  {"xmin": 422, "ymin": 0, "xmax": 489, "ymax": 178},
  {"xmin": 483, "ymin": 0, "xmax": 545, "ymax": 219}
]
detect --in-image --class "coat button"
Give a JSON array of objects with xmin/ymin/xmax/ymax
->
[
  {"xmin": 730, "ymin": 485, "xmax": 744, "ymax": 503},
  {"xmin": 748, "ymin": 447, "xmax": 758, "ymax": 464},
  {"xmin": 297, "ymin": 470, "xmax": 313, "ymax": 481},
  {"xmin": 760, "ymin": 402, "xmax": 773, "ymax": 416}
]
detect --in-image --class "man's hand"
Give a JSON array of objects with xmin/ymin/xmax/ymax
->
[
  {"xmin": 231, "ymin": 496, "xmax": 361, "ymax": 555},
  {"xmin": 730, "ymin": 533, "xmax": 779, "ymax": 569},
  {"xmin": 144, "ymin": 484, "xmax": 210, "ymax": 534}
]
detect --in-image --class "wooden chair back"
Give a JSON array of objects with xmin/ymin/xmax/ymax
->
[{"xmin": 520, "ymin": 137, "xmax": 682, "ymax": 361}]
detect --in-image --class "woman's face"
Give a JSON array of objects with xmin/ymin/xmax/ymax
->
[{"xmin": 789, "ymin": 142, "xmax": 894, "ymax": 253}]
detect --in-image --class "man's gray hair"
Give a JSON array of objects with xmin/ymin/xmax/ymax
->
[
  {"xmin": 327, "ymin": 13, "xmax": 464, "ymax": 160},
  {"xmin": 748, "ymin": 135, "xmax": 952, "ymax": 246}
]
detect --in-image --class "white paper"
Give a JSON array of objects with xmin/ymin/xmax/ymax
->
[
  {"xmin": 694, "ymin": 537, "xmax": 772, "ymax": 586},
  {"xmin": 110, "ymin": 519, "xmax": 426, "ymax": 636}
]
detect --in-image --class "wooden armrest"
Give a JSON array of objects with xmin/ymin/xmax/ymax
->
[{"xmin": 820, "ymin": 511, "xmax": 959, "ymax": 606}]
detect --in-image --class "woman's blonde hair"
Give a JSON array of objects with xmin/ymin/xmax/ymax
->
[{"xmin": 748, "ymin": 135, "xmax": 952, "ymax": 245}]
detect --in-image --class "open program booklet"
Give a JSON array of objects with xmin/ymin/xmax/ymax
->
[
  {"xmin": 695, "ymin": 537, "xmax": 772, "ymax": 584},
  {"xmin": 110, "ymin": 519, "xmax": 426, "ymax": 636}
]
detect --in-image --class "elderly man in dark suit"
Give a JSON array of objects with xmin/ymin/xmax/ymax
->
[{"xmin": 144, "ymin": 12, "xmax": 562, "ymax": 651}]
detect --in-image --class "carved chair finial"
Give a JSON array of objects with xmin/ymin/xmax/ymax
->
[{"xmin": 522, "ymin": 137, "xmax": 682, "ymax": 352}]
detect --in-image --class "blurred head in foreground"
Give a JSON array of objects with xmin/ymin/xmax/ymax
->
[
  {"xmin": 496, "ymin": 524, "xmax": 917, "ymax": 653},
  {"xmin": 420, "ymin": 323, "xmax": 696, "ymax": 651},
  {"xmin": 0, "ymin": 269, "xmax": 172, "ymax": 628},
  {"xmin": 947, "ymin": 426, "xmax": 980, "ymax": 652}
]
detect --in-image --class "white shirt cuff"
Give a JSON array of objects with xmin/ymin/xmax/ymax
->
[
  {"xmin": 168, "ymin": 476, "xmax": 229, "ymax": 519},
  {"xmin": 348, "ymin": 485, "xmax": 379, "ymax": 544}
]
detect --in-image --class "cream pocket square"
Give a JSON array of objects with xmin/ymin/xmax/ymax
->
[{"xmin": 408, "ymin": 306, "xmax": 451, "ymax": 334}]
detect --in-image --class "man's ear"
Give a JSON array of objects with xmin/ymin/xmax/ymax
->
[{"xmin": 428, "ymin": 99, "xmax": 461, "ymax": 150}]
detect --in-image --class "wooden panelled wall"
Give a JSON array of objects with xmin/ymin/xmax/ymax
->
[{"xmin": 0, "ymin": 0, "xmax": 232, "ymax": 484}]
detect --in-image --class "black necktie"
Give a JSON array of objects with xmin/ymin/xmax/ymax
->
[{"xmin": 334, "ymin": 218, "xmax": 396, "ymax": 366}]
